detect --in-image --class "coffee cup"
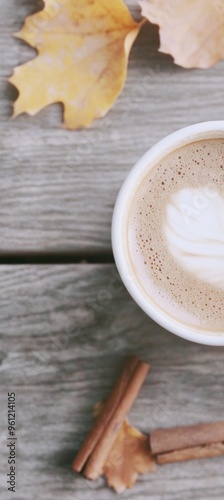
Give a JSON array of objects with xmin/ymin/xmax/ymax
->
[{"xmin": 112, "ymin": 121, "xmax": 224, "ymax": 345}]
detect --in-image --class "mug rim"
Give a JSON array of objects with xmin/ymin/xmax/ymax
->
[{"xmin": 112, "ymin": 121, "xmax": 224, "ymax": 346}]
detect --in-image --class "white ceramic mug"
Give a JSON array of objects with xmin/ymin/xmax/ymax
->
[{"xmin": 112, "ymin": 121, "xmax": 224, "ymax": 345}]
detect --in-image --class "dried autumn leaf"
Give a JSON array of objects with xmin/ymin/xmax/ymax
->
[
  {"xmin": 93, "ymin": 402, "xmax": 155, "ymax": 493},
  {"xmin": 9, "ymin": 0, "xmax": 142, "ymax": 129},
  {"xmin": 139, "ymin": 0, "xmax": 224, "ymax": 68},
  {"xmin": 103, "ymin": 419, "xmax": 156, "ymax": 493}
]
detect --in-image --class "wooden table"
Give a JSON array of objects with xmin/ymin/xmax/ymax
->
[{"xmin": 0, "ymin": 2, "xmax": 224, "ymax": 499}]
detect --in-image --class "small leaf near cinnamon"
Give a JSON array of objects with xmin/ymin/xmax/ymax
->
[
  {"xmin": 103, "ymin": 418, "xmax": 156, "ymax": 494},
  {"xmin": 93, "ymin": 401, "xmax": 155, "ymax": 492}
]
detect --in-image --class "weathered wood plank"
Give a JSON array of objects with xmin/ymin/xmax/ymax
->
[
  {"xmin": 1, "ymin": 1, "xmax": 224, "ymax": 253},
  {"xmin": 0, "ymin": 265, "xmax": 224, "ymax": 499}
]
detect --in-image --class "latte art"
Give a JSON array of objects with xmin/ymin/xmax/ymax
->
[
  {"xmin": 127, "ymin": 138, "xmax": 224, "ymax": 332},
  {"xmin": 164, "ymin": 188, "xmax": 224, "ymax": 290}
]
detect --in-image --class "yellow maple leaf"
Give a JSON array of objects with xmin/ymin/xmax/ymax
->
[
  {"xmin": 103, "ymin": 419, "xmax": 156, "ymax": 493},
  {"xmin": 9, "ymin": 0, "xmax": 142, "ymax": 129},
  {"xmin": 139, "ymin": 0, "xmax": 224, "ymax": 68}
]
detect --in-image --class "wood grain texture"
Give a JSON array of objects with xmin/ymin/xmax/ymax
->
[
  {"xmin": 1, "ymin": 1, "xmax": 224, "ymax": 253},
  {"xmin": 0, "ymin": 265, "xmax": 224, "ymax": 499}
]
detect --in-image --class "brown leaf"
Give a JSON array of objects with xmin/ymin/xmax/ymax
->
[
  {"xmin": 139, "ymin": 0, "xmax": 224, "ymax": 68},
  {"xmin": 103, "ymin": 419, "xmax": 156, "ymax": 493},
  {"xmin": 9, "ymin": 0, "xmax": 142, "ymax": 129}
]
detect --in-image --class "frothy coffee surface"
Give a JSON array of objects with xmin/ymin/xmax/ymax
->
[{"xmin": 128, "ymin": 139, "xmax": 224, "ymax": 331}]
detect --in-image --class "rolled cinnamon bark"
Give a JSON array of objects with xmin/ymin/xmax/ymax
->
[
  {"xmin": 73, "ymin": 355, "xmax": 139, "ymax": 472},
  {"xmin": 157, "ymin": 442, "xmax": 224, "ymax": 465},
  {"xmin": 150, "ymin": 421, "xmax": 224, "ymax": 455},
  {"xmin": 83, "ymin": 360, "xmax": 150, "ymax": 480}
]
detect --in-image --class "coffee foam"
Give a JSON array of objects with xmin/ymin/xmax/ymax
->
[
  {"xmin": 164, "ymin": 187, "xmax": 224, "ymax": 290},
  {"xmin": 127, "ymin": 138, "xmax": 224, "ymax": 332}
]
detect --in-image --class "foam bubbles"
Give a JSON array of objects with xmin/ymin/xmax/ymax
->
[{"xmin": 128, "ymin": 138, "xmax": 224, "ymax": 331}]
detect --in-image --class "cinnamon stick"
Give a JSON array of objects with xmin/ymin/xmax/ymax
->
[
  {"xmin": 83, "ymin": 359, "xmax": 150, "ymax": 480},
  {"xmin": 150, "ymin": 421, "xmax": 224, "ymax": 455},
  {"xmin": 73, "ymin": 355, "xmax": 139, "ymax": 472},
  {"xmin": 157, "ymin": 442, "xmax": 224, "ymax": 465}
]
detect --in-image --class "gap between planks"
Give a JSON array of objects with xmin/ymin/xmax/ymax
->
[{"xmin": 0, "ymin": 251, "xmax": 114, "ymax": 265}]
